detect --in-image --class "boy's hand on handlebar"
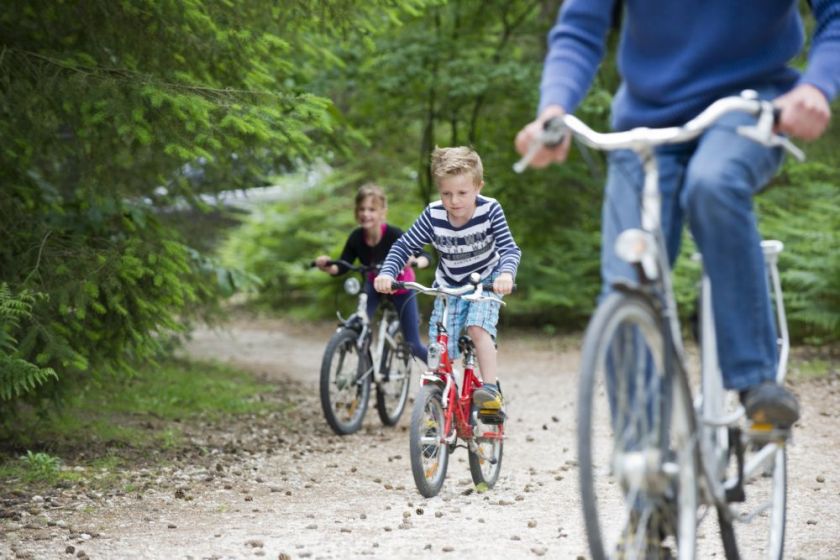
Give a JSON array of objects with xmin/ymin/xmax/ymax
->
[
  {"xmin": 493, "ymin": 273, "xmax": 515, "ymax": 295},
  {"xmin": 515, "ymin": 105, "xmax": 572, "ymax": 168},
  {"xmin": 374, "ymin": 274, "xmax": 395, "ymax": 294},
  {"xmin": 773, "ymin": 84, "xmax": 831, "ymax": 141}
]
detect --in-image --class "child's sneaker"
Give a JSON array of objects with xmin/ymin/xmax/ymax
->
[{"xmin": 473, "ymin": 383, "xmax": 505, "ymax": 425}]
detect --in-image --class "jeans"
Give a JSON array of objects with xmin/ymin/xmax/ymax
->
[
  {"xmin": 364, "ymin": 282, "xmax": 428, "ymax": 364},
  {"xmin": 601, "ymin": 102, "xmax": 784, "ymax": 391}
]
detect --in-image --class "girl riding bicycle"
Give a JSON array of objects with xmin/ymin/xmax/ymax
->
[{"xmin": 314, "ymin": 183, "xmax": 429, "ymax": 364}]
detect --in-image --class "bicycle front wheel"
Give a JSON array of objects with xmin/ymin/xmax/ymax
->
[
  {"xmin": 409, "ymin": 384, "xmax": 449, "ymax": 497},
  {"xmin": 319, "ymin": 328, "xmax": 371, "ymax": 435},
  {"xmin": 578, "ymin": 292, "xmax": 698, "ymax": 560},
  {"xmin": 375, "ymin": 325, "xmax": 412, "ymax": 426}
]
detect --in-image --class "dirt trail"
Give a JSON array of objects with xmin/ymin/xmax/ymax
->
[{"xmin": 2, "ymin": 318, "xmax": 839, "ymax": 560}]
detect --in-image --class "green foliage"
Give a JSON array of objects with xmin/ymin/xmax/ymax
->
[
  {"xmin": 1, "ymin": 359, "xmax": 282, "ymax": 451},
  {"xmin": 758, "ymin": 161, "xmax": 840, "ymax": 343},
  {"xmin": 0, "ymin": 1, "xmax": 437, "ymax": 412},
  {"xmin": 0, "ymin": 283, "xmax": 57, "ymax": 400},
  {"xmin": 19, "ymin": 451, "xmax": 61, "ymax": 483},
  {"xmin": 0, "ymin": 359, "xmax": 286, "ymax": 492},
  {"xmin": 0, "ymin": 196, "xmax": 226, "ymax": 410}
]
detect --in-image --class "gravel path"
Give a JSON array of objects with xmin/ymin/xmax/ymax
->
[{"xmin": 2, "ymin": 317, "xmax": 838, "ymax": 560}]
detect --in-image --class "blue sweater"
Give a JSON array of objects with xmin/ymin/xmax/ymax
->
[{"xmin": 539, "ymin": 0, "xmax": 840, "ymax": 130}]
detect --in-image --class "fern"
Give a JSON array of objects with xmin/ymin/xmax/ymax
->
[
  {"xmin": 0, "ymin": 283, "xmax": 58, "ymax": 401},
  {"xmin": 758, "ymin": 162, "xmax": 840, "ymax": 343}
]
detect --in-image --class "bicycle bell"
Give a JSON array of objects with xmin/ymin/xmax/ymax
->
[{"xmin": 343, "ymin": 276, "xmax": 361, "ymax": 295}]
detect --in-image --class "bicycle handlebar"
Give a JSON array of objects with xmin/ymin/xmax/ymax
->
[
  {"xmin": 392, "ymin": 280, "xmax": 509, "ymax": 305},
  {"xmin": 513, "ymin": 90, "xmax": 805, "ymax": 173},
  {"xmin": 309, "ymin": 259, "xmax": 421, "ymax": 273},
  {"xmin": 309, "ymin": 259, "xmax": 379, "ymax": 273}
]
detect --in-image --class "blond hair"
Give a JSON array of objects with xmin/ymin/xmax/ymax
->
[
  {"xmin": 430, "ymin": 146, "xmax": 484, "ymax": 187},
  {"xmin": 355, "ymin": 183, "xmax": 387, "ymax": 215}
]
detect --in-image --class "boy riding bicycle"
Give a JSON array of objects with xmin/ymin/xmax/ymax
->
[{"xmin": 374, "ymin": 146, "xmax": 521, "ymax": 411}]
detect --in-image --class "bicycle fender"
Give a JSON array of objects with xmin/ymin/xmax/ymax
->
[{"xmin": 610, "ymin": 279, "xmax": 664, "ymax": 312}]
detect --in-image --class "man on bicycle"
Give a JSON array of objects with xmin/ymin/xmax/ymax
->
[{"xmin": 516, "ymin": 0, "xmax": 839, "ymax": 428}]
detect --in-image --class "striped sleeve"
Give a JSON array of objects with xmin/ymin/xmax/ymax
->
[
  {"xmin": 489, "ymin": 202, "xmax": 522, "ymax": 277},
  {"xmin": 380, "ymin": 207, "xmax": 435, "ymax": 278}
]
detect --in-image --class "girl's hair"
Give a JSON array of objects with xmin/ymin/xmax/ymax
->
[
  {"xmin": 430, "ymin": 146, "xmax": 483, "ymax": 187},
  {"xmin": 355, "ymin": 183, "xmax": 387, "ymax": 213}
]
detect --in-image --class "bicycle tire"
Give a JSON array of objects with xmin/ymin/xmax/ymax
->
[
  {"xmin": 409, "ymin": 383, "xmax": 449, "ymax": 498},
  {"xmin": 468, "ymin": 409, "xmax": 503, "ymax": 489},
  {"xmin": 577, "ymin": 291, "xmax": 698, "ymax": 560},
  {"xmin": 319, "ymin": 328, "xmax": 371, "ymax": 435},
  {"xmin": 375, "ymin": 324, "xmax": 412, "ymax": 426},
  {"xmin": 717, "ymin": 444, "xmax": 786, "ymax": 560}
]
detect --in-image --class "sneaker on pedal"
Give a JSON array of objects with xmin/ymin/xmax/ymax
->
[
  {"xmin": 740, "ymin": 381, "xmax": 800, "ymax": 428},
  {"xmin": 473, "ymin": 383, "xmax": 505, "ymax": 425}
]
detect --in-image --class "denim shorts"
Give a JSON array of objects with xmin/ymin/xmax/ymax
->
[{"xmin": 428, "ymin": 276, "xmax": 502, "ymax": 359}]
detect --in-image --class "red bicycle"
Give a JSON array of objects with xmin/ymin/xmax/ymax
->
[{"xmin": 393, "ymin": 273, "xmax": 507, "ymax": 498}]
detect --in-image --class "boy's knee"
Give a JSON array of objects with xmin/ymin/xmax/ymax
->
[{"xmin": 466, "ymin": 325, "xmax": 492, "ymax": 342}]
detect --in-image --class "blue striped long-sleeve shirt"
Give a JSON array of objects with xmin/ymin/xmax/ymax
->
[{"xmin": 381, "ymin": 196, "xmax": 521, "ymax": 287}]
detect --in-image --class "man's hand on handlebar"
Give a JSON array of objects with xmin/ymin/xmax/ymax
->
[
  {"xmin": 514, "ymin": 105, "xmax": 572, "ymax": 169},
  {"xmin": 773, "ymin": 84, "xmax": 832, "ymax": 141}
]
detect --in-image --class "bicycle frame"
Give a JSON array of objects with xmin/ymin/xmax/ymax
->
[
  {"xmin": 420, "ymin": 297, "xmax": 500, "ymax": 446},
  {"xmin": 699, "ymin": 240, "xmax": 790, "ymax": 508},
  {"xmin": 339, "ymin": 288, "xmax": 401, "ymax": 386}
]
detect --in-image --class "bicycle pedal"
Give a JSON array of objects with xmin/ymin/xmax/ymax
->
[
  {"xmin": 746, "ymin": 421, "xmax": 791, "ymax": 443},
  {"xmin": 477, "ymin": 408, "xmax": 506, "ymax": 425}
]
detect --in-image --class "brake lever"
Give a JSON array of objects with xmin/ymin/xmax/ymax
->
[
  {"xmin": 513, "ymin": 117, "xmax": 569, "ymax": 173},
  {"xmin": 463, "ymin": 292, "xmax": 506, "ymax": 305},
  {"xmin": 513, "ymin": 139, "xmax": 544, "ymax": 174},
  {"xmin": 736, "ymin": 100, "xmax": 806, "ymax": 162}
]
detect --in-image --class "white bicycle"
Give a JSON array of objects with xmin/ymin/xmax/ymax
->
[
  {"xmin": 516, "ymin": 90, "xmax": 802, "ymax": 560},
  {"xmin": 313, "ymin": 260, "xmax": 415, "ymax": 435}
]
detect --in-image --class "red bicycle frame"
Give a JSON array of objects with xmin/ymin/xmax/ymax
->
[{"xmin": 422, "ymin": 318, "xmax": 504, "ymax": 445}]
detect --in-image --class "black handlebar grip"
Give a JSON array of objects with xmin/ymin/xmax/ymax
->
[{"xmin": 542, "ymin": 117, "xmax": 567, "ymax": 148}]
